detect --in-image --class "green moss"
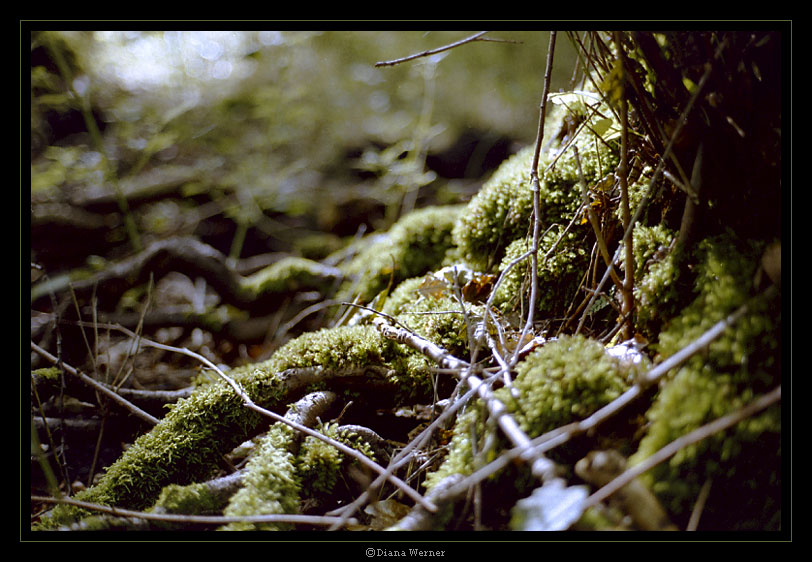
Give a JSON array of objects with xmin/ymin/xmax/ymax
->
[
  {"xmin": 31, "ymin": 366, "xmax": 62, "ymax": 398},
  {"xmin": 221, "ymin": 423, "xmax": 301, "ymax": 531},
  {"xmin": 241, "ymin": 256, "xmax": 342, "ymax": 299},
  {"xmin": 423, "ymin": 406, "xmax": 482, "ymax": 492},
  {"xmin": 500, "ymin": 335, "xmax": 634, "ymax": 438},
  {"xmin": 338, "ymin": 205, "xmax": 463, "ymax": 304},
  {"xmin": 490, "ymin": 224, "xmax": 590, "ymax": 318},
  {"xmin": 296, "ymin": 423, "xmax": 376, "ymax": 496},
  {"xmin": 32, "ymin": 366, "xmax": 60, "ymax": 380},
  {"xmin": 452, "ymin": 116, "xmax": 618, "ymax": 272},
  {"xmin": 629, "ymin": 234, "xmax": 781, "ymax": 529},
  {"xmin": 153, "ymin": 481, "xmax": 226, "ymax": 516},
  {"xmin": 261, "ymin": 324, "xmax": 393, "ymax": 372},
  {"xmin": 382, "ymin": 273, "xmax": 473, "ymax": 358},
  {"xmin": 625, "ymin": 224, "xmax": 680, "ymax": 336}
]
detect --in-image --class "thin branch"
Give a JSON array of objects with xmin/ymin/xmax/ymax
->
[
  {"xmin": 375, "ymin": 31, "xmax": 515, "ymax": 67},
  {"xmin": 32, "ymin": 495, "xmax": 358, "ymax": 528},
  {"xmin": 686, "ymin": 477, "xmax": 713, "ymax": 531},
  {"xmin": 30, "ymin": 341, "xmax": 160, "ymax": 426},
  {"xmin": 372, "ymin": 315, "xmax": 556, "ymax": 482},
  {"xmin": 519, "ymin": 31, "xmax": 557, "ymax": 352}
]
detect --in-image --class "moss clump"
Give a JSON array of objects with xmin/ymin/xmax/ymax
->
[
  {"xmin": 296, "ymin": 423, "xmax": 376, "ymax": 496},
  {"xmin": 153, "ymin": 481, "xmax": 227, "ymax": 516},
  {"xmin": 500, "ymin": 335, "xmax": 634, "ymax": 439},
  {"xmin": 262, "ymin": 324, "xmax": 395, "ymax": 373},
  {"xmin": 423, "ymin": 406, "xmax": 482, "ymax": 492},
  {"xmin": 625, "ymin": 224, "xmax": 680, "ymax": 336},
  {"xmin": 425, "ymin": 335, "xmax": 637, "ymax": 496},
  {"xmin": 490, "ymin": 224, "xmax": 590, "ymax": 318},
  {"xmin": 452, "ymin": 116, "xmax": 618, "ymax": 272},
  {"xmin": 382, "ymin": 273, "xmax": 473, "ymax": 359},
  {"xmin": 338, "ymin": 205, "xmax": 463, "ymax": 304},
  {"xmin": 242, "ymin": 256, "xmax": 343, "ymax": 299},
  {"xmin": 221, "ymin": 423, "xmax": 301, "ymax": 531},
  {"xmin": 629, "ymin": 234, "xmax": 781, "ymax": 530}
]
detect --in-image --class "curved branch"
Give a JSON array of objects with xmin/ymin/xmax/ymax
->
[{"xmin": 30, "ymin": 236, "xmax": 343, "ymax": 311}]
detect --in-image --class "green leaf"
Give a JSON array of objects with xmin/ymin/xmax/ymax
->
[{"xmin": 590, "ymin": 117, "xmax": 614, "ymax": 138}]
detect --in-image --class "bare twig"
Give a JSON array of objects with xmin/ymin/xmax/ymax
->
[
  {"xmin": 686, "ymin": 477, "xmax": 713, "ymax": 531},
  {"xmin": 574, "ymin": 146, "xmax": 625, "ymax": 293},
  {"xmin": 30, "ymin": 341, "xmax": 160, "ymax": 426},
  {"xmin": 32, "ymin": 495, "xmax": 358, "ymax": 528},
  {"xmin": 375, "ymin": 31, "xmax": 518, "ymax": 67},
  {"xmin": 372, "ymin": 315, "xmax": 556, "ymax": 481},
  {"xmin": 519, "ymin": 31, "xmax": 557, "ymax": 353}
]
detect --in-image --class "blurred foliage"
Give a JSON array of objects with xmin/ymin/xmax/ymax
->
[{"xmin": 30, "ymin": 30, "xmax": 577, "ymax": 237}]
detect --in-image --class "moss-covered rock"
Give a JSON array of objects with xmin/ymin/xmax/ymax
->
[{"xmin": 629, "ymin": 233, "xmax": 781, "ymax": 530}]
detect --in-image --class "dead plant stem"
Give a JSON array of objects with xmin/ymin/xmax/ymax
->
[
  {"xmin": 575, "ymin": 38, "xmax": 722, "ymax": 335},
  {"xmin": 613, "ymin": 31, "xmax": 635, "ymax": 341},
  {"xmin": 375, "ymin": 32, "xmax": 518, "ymax": 67},
  {"xmin": 520, "ymin": 31, "xmax": 557, "ymax": 354},
  {"xmin": 32, "ymin": 494, "xmax": 358, "ymax": 528}
]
